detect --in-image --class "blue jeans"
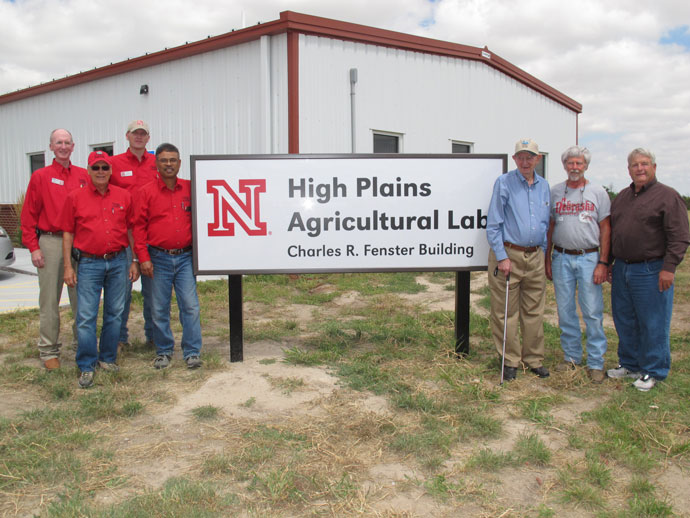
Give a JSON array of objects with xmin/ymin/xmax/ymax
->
[
  {"xmin": 149, "ymin": 247, "xmax": 202, "ymax": 358},
  {"xmin": 611, "ymin": 259, "xmax": 673, "ymax": 380},
  {"xmin": 552, "ymin": 250, "xmax": 607, "ymax": 369},
  {"xmin": 75, "ymin": 252, "xmax": 128, "ymax": 372},
  {"xmin": 119, "ymin": 247, "xmax": 154, "ymax": 344}
]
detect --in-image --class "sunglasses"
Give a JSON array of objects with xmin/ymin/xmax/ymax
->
[{"xmin": 90, "ymin": 165, "xmax": 111, "ymax": 171}]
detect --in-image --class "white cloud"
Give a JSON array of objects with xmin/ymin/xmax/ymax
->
[{"xmin": 1, "ymin": 0, "xmax": 689, "ymax": 193}]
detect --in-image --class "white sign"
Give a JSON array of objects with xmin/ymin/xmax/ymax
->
[{"xmin": 192, "ymin": 155, "xmax": 506, "ymax": 274}]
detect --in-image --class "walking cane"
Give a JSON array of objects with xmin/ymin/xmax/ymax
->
[{"xmin": 494, "ymin": 267, "xmax": 511, "ymax": 385}]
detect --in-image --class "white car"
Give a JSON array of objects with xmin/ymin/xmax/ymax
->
[{"xmin": 0, "ymin": 226, "xmax": 16, "ymax": 268}]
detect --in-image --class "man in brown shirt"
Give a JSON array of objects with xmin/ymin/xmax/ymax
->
[{"xmin": 607, "ymin": 148, "xmax": 690, "ymax": 391}]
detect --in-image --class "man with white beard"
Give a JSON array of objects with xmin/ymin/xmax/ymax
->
[{"xmin": 545, "ymin": 146, "xmax": 611, "ymax": 383}]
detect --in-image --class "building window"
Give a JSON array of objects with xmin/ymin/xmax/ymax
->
[
  {"xmin": 29, "ymin": 153, "xmax": 45, "ymax": 174},
  {"xmin": 373, "ymin": 132, "xmax": 401, "ymax": 153},
  {"xmin": 536, "ymin": 153, "xmax": 547, "ymax": 178},
  {"xmin": 92, "ymin": 143, "xmax": 114, "ymax": 156},
  {"xmin": 451, "ymin": 141, "xmax": 473, "ymax": 153}
]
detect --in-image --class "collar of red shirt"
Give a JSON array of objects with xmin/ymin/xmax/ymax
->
[
  {"xmin": 51, "ymin": 158, "xmax": 75, "ymax": 172},
  {"xmin": 86, "ymin": 177, "xmax": 111, "ymax": 195},
  {"xmin": 126, "ymin": 147, "xmax": 150, "ymax": 163},
  {"xmin": 156, "ymin": 176, "xmax": 181, "ymax": 191}
]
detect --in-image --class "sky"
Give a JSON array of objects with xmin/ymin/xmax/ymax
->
[{"xmin": 2, "ymin": 0, "xmax": 690, "ymax": 194}]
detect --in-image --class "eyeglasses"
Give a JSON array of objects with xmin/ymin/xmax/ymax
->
[
  {"xmin": 515, "ymin": 154, "xmax": 538, "ymax": 162},
  {"xmin": 90, "ymin": 165, "xmax": 110, "ymax": 171},
  {"xmin": 158, "ymin": 158, "xmax": 179, "ymax": 165}
]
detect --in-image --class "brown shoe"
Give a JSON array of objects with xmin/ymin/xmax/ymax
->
[
  {"xmin": 43, "ymin": 358, "xmax": 60, "ymax": 370},
  {"xmin": 555, "ymin": 361, "xmax": 578, "ymax": 372},
  {"xmin": 588, "ymin": 369, "xmax": 605, "ymax": 384}
]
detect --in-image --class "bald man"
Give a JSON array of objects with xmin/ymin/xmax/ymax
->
[{"xmin": 21, "ymin": 129, "xmax": 89, "ymax": 369}]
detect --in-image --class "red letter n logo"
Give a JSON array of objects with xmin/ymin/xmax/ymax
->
[{"xmin": 207, "ymin": 179, "xmax": 267, "ymax": 236}]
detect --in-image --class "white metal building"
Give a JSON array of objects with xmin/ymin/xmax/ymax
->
[{"xmin": 0, "ymin": 10, "xmax": 581, "ymax": 231}]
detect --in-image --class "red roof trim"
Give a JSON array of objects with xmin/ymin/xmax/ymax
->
[
  {"xmin": 287, "ymin": 30, "xmax": 300, "ymax": 154},
  {"xmin": 0, "ymin": 10, "xmax": 581, "ymax": 113}
]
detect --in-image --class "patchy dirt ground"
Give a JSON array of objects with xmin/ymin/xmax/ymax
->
[{"xmin": 2, "ymin": 272, "xmax": 689, "ymax": 517}]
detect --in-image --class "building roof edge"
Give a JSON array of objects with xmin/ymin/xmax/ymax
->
[{"xmin": 0, "ymin": 10, "xmax": 581, "ymax": 113}]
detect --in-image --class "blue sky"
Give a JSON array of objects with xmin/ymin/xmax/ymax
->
[
  {"xmin": 1, "ymin": 0, "xmax": 690, "ymax": 194},
  {"xmin": 661, "ymin": 25, "xmax": 690, "ymax": 48}
]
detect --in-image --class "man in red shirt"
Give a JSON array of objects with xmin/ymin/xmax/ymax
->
[
  {"xmin": 110, "ymin": 120, "xmax": 158, "ymax": 350},
  {"xmin": 20, "ymin": 129, "xmax": 89, "ymax": 369},
  {"xmin": 134, "ymin": 143, "xmax": 202, "ymax": 370},
  {"xmin": 60, "ymin": 151, "xmax": 139, "ymax": 388}
]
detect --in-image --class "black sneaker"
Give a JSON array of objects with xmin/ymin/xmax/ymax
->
[
  {"xmin": 530, "ymin": 366, "xmax": 550, "ymax": 378},
  {"xmin": 503, "ymin": 366, "xmax": 517, "ymax": 381}
]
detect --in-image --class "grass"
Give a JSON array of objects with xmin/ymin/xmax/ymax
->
[
  {"xmin": 43, "ymin": 477, "xmax": 233, "ymax": 517},
  {"xmin": 513, "ymin": 432, "xmax": 551, "ymax": 466},
  {"xmin": 465, "ymin": 448, "xmax": 516, "ymax": 471},
  {"xmin": 265, "ymin": 375, "xmax": 305, "ymax": 395},
  {"xmin": 191, "ymin": 404, "xmax": 220, "ymax": 420},
  {"xmin": 0, "ymin": 268, "xmax": 689, "ymax": 517},
  {"xmin": 518, "ymin": 394, "xmax": 565, "ymax": 425}
]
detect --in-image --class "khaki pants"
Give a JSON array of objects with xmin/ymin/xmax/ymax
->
[
  {"xmin": 488, "ymin": 248, "xmax": 546, "ymax": 369},
  {"xmin": 37, "ymin": 234, "xmax": 77, "ymax": 360}
]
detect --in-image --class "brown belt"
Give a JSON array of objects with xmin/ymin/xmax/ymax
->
[
  {"xmin": 150, "ymin": 245, "xmax": 192, "ymax": 256},
  {"xmin": 39, "ymin": 229, "xmax": 63, "ymax": 236},
  {"xmin": 80, "ymin": 248, "xmax": 125, "ymax": 260},
  {"xmin": 553, "ymin": 245, "xmax": 599, "ymax": 255},
  {"xmin": 504, "ymin": 242, "xmax": 539, "ymax": 253}
]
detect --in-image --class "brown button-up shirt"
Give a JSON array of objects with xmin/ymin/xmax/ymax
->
[{"xmin": 611, "ymin": 179, "xmax": 690, "ymax": 273}]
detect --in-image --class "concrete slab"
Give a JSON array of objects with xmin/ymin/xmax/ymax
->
[
  {"xmin": 0, "ymin": 248, "xmax": 226, "ymax": 314},
  {"xmin": 0, "ymin": 247, "xmax": 48, "ymax": 313}
]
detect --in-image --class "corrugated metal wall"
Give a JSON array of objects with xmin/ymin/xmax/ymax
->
[
  {"xmin": 0, "ymin": 34, "xmax": 288, "ymax": 204},
  {"xmin": 298, "ymin": 34, "xmax": 576, "ymax": 178}
]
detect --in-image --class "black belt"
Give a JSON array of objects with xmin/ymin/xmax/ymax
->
[
  {"xmin": 79, "ymin": 248, "xmax": 125, "ymax": 260},
  {"xmin": 622, "ymin": 256, "xmax": 664, "ymax": 264},
  {"xmin": 38, "ymin": 229, "xmax": 63, "ymax": 236},
  {"xmin": 504, "ymin": 242, "xmax": 539, "ymax": 253},
  {"xmin": 150, "ymin": 245, "xmax": 192, "ymax": 256},
  {"xmin": 554, "ymin": 245, "xmax": 599, "ymax": 255}
]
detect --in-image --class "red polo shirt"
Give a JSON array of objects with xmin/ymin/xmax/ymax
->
[
  {"xmin": 110, "ymin": 148, "xmax": 158, "ymax": 192},
  {"xmin": 133, "ymin": 177, "xmax": 193, "ymax": 262},
  {"xmin": 59, "ymin": 179, "xmax": 134, "ymax": 256},
  {"xmin": 21, "ymin": 159, "xmax": 89, "ymax": 252}
]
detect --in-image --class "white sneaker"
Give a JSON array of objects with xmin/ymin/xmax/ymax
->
[
  {"xmin": 607, "ymin": 365, "xmax": 641, "ymax": 379},
  {"xmin": 633, "ymin": 374, "xmax": 656, "ymax": 392}
]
